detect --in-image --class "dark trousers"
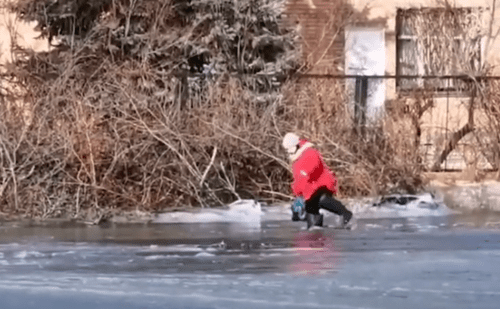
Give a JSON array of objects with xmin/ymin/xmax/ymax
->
[{"xmin": 305, "ymin": 187, "xmax": 349, "ymax": 216}]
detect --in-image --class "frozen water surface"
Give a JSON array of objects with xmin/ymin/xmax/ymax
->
[{"xmin": 1, "ymin": 197, "xmax": 500, "ymax": 308}]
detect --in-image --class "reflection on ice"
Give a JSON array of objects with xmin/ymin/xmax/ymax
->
[{"xmin": 289, "ymin": 231, "xmax": 339, "ymax": 276}]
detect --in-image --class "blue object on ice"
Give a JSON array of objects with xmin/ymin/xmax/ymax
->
[
  {"xmin": 291, "ymin": 197, "xmax": 307, "ymax": 221},
  {"xmin": 292, "ymin": 197, "xmax": 305, "ymax": 213}
]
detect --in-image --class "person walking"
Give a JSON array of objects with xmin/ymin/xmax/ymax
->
[{"xmin": 282, "ymin": 133, "xmax": 353, "ymax": 229}]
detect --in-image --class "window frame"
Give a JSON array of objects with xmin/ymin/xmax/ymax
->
[{"xmin": 395, "ymin": 7, "xmax": 483, "ymax": 94}]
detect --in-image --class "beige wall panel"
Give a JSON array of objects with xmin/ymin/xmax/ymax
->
[{"xmin": 0, "ymin": 9, "xmax": 49, "ymax": 65}]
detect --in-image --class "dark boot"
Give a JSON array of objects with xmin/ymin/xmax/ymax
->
[
  {"xmin": 342, "ymin": 210, "xmax": 353, "ymax": 227},
  {"xmin": 319, "ymin": 194, "xmax": 353, "ymax": 226},
  {"xmin": 306, "ymin": 213, "xmax": 323, "ymax": 229}
]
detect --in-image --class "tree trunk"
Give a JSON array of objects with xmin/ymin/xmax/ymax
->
[{"xmin": 432, "ymin": 94, "xmax": 475, "ymax": 171}]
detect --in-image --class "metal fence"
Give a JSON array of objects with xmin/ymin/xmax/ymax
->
[
  {"xmin": 296, "ymin": 74, "xmax": 500, "ymax": 171},
  {"xmin": 179, "ymin": 72, "xmax": 500, "ymax": 170}
]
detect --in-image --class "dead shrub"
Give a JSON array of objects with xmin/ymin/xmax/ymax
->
[{"xmin": 0, "ymin": 0, "xmax": 426, "ymax": 220}]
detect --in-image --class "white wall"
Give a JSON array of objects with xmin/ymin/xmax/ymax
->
[
  {"xmin": 349, "ymin": 0, "xmax": 500, "ymax": 78},
  {"xmin": 347, "ymin": 0, "xmax": 499, "ymax": 170},
  {"xmin": 0, "ymin": 9, "xmax": 49, "ymax": 65}
]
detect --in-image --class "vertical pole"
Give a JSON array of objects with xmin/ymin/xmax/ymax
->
[
  {"xmin": 354, "ymin": 76, "xmax": 368, "ymax": 137},
  {"xmin": 362, "ymin": 77, "xmax": 367, "ymax": 136},
  {"xmin": 445, "ymin": 78, "xmax": 450, "ymax": 171},
  {"xmin": 354, "ymin": 77, "xmax": 361, "ymax": 134}
]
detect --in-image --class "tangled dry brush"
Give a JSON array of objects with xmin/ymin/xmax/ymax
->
[{"xmin": 0, "ymin": 0, "xmax": 424, "ymax": 220}]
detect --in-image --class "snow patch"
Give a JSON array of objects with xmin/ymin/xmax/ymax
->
[
  {"xmin": 51, "ymin": 251, "xmax": 75, "ymax": 257},
  {"xmin": 152, "ymin": 194, "xmax": 454, "ymax": 224},
  {"xmin": 141, "ymin": 245, "xmax": 203, "ymax": 253},
  {"xmin": 145, "ymin": 255, "xmax": 181, "ymax": 260},
  {"xmin": 96, "ymin": 277, "xmax": 122, "ymax": 282},
  {"xmin": 339, "ymin": 285, "xmax": 376, "ymax": 291},
  {"xmin": 195, "ymin": 252, "xmax": 215, "ymax": 258},
  {"xmin": 352, "ymin": 193, "xmax": 454, "ymax": 219},
  {"xmin": 259, "ymin": 253, "xmax": 283, "ymax": 257},
  {"xmin": 389, "ymin": 287, "xmax": 410, "ymax": 292},
  {"xmin": 434, "ymin": 181, "xmax": 500, "ymax": 211},
  {"xmin": 153, "ymin": 199, "xmax": 263, "ymax": 224},
  {"xmin": 14, "ymin": 251, "xmax": 45, "ymax": 259}
]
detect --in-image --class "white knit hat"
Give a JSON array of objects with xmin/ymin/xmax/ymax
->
[{"xmin": 282, "ymin": 132, "xmax": 300, "ymax": 154}]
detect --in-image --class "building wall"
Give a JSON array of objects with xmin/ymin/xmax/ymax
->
[
  {"xmin": 350, "ymin": 0, "xmax": 500, "ymax": 98},
  {"xmin": 284, "ymin": 0, "xmax": 348, "ymax": 74},
  {"xmin": 288, "ymin": 0, "xmax": 500, "ymax": 170},
  {"xmin": 362, "ymin": 0, "xmax": 499, "ymax": 171},
  {"xmin": 0, "ymin": 9, "xmax": 50, "ymax": 65}
]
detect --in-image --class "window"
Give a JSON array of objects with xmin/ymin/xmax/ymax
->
[{"xmin": 396, "ymin": 8, "xmax": 484, "ymax": 92}]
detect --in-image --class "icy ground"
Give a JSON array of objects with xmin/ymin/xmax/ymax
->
[{"xmin": 1, "ymin": 193, "xmax": 500, "ymax": 309}]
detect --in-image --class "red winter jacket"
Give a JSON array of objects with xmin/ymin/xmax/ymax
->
[{"xmin": 290, "ymin": 140, "xmax": 338, "ymax": 201}]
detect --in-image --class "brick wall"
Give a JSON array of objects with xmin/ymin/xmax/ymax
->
[{"xmin": 284, "ymin": 0, "xmax": 350, "ymax": 74}]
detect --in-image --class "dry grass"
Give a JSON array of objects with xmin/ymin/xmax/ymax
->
[{"xmin": 0, "ymin": 54, "xmax": 427, "ymax": 220}]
